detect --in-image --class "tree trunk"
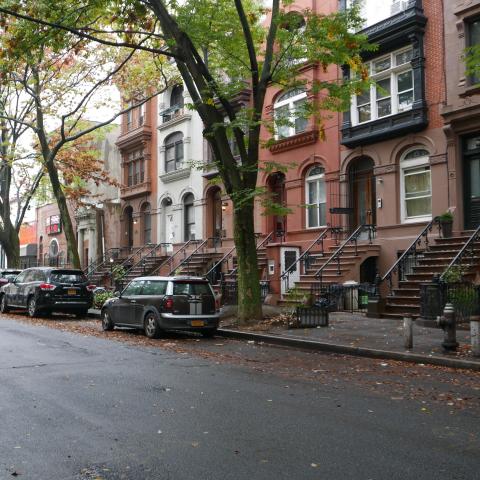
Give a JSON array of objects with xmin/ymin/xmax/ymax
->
[
  {"xmin": 0, "ymin": 219, "xmax": 20, "ymax": 268},
  {"xmin": 233, "ymin": 199, "xmax": 263, "ymax": 323},
  {"xmin": 45, "ymin": 161, "xmax": 81, "ymax": 269}
]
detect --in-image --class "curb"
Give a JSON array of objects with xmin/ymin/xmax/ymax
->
[{"xmin": 217, "ymin": 328, "xmax": 480, "ymax": 372}]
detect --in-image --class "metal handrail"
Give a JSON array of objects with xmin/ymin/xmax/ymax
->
[
  {"xmin": 380, "ymin": 218, "xmax": 438, "ymax": 293},
  {"xmin": 168, "ymin": 237, "xmax": 220, "ymax": 275},
  {"xmin": 440, "ymin": 223, "xmax": 480, "ymax": 281},
  {"xmin": 224, "ymin": 231, "xmax": 275, "ymax": 279},
  {"xmin": 315, "ymin": 224, "xmax": 376, "ymax": 286},
  {"xmin": 122, "ymin": 243, "xmax": 171, "ymax": 278},
  {"xmin": 150, "ymin": 239, "xmax": 199, "ymax": 276},
  {"xmin": 84, "ymin": 247, "xmax": 119, "ymax": 277},
  {"xmin": 279, "ymin": 228, "xmax": 331, "ymax": 291},
  {"xmin": 205, "ymin": 245, "xmax": 236, "ymax": 283}
]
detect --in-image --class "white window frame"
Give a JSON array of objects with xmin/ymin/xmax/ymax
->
[
  {"xmin": 305, "ymin": 166, "xmax": 327, "ymax": 229},
  {"xmin": 351, "ymin": 46, "xmax": 414, "ymax": 126},
  {"xmin": 274, "ymin": 88, "xmax": 308, "ymax": 139},
  {"xmin": 400, "ymin": 150, "xmax": 432, "ymax": 224}
]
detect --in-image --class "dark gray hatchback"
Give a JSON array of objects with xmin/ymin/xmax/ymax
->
[{"xmin": 101, "ymin": 276, "xmax": 220, "ymax": 338}]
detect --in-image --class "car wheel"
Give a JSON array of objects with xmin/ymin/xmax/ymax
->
[
  {"xmin": 144, "ymin": 312, "xmax": 161, "ymax": 339},
  {"xmin": 27, "ymin": 296, "xmax": 39, "ymax": 318},
  {"xmin": 0, "ymin": 295, "xmax": 9, "ymax": 314},
  {"xmin": 102, "ymin": 310, "xmax": 114, "ymax": 331},
  {"xmin": 201, "ymin": 328, "xmax": 217, "ymax": 338}
]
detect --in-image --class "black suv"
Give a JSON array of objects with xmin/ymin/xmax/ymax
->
[
  {"xmin": 101, "ymin": 276, "xmax": 220, "ymax": 338},
  {"xmin": 0, "ymin": 267, "xmax": 94, "ymax": 317}
]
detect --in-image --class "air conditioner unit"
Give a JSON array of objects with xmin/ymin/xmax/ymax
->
[{"xmin": 391, "ymin": 0, "xmax": 409, "ymax": 16}]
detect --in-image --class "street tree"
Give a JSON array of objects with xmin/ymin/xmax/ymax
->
[
  {"xmin": 0, "ymin": 5, "xmax": 175, "ymax": 268},
  {"xmin": 0, "ymin": 1, "xmax": 372, "ymax": 320}
]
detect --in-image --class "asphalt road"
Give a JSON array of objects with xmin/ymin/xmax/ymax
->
[{"xmin": 0, "ymin": 315, "xmax": 479, "ymax": 480}]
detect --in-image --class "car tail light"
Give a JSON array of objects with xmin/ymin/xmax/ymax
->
[
  {"xmin": 215, "ymin": 298, "xmax": 220, "ymax": 312},
  {"xmin": 164, "ymin": 297, "xmax": 173, "ymax": 310},
  {"xmin": 86, "ymin": 284, "xmax": 96, "ymax": 292},
  {"xmin": 39, "ymin": 283, "xmax": 56, "ymax": 291}
]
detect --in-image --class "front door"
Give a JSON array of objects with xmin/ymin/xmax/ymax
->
[
  {"xmin": 463, "ymin": 137, "xmax": 480, "ymax": 230},
  {"xmin": 349, "ymin": 158, "xmax": 376, "ymax": 231}
]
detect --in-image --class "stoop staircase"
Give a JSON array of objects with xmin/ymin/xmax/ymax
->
[
  {"xmin": 281, "ymin": 225, "xmax": 380, "ymax": 301},
  {"xmin": 382, "ymin": 226, "xmax": 480, "ymax": 319}
]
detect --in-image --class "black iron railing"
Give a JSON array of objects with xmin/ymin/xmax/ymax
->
[
  {"xmin": 205, "ymin": 245, "xmax": 236, "ymax": 284},
  {"xmin": 121, "ymin": 243, "xmax": 171, "ymax": 279},
  {"xmin": 170, "ymin": 237, "xmax": 221, "ymax": 276},
  {"xmin": 84, "ymin": 247, "xmax": 120, "ymax": 278},
  {"xmin": 314, "ymin": 224, "xmax": 376, "ymax": 287},
  {"xmin": 280, "ymin": 227, "xmax": 333, "ymax": 292},
  {"xmin": 440, "ymin": 223, "xmax": 480, "ymax": 282},
  {"xmin": 380, "ymin": 218, "xmax": 439, "ymax": 294},
  {"xmin": 150, "ymin": 239, "xmax": 199, "ymax": 276}
]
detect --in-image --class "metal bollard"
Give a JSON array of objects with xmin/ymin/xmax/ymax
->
[
  {"xmin": 471, "ymin": 317, "xmax": 480, "ymax": 357},
  {"xmin": 436, "ymin": 303, "xmax": 458, "ymax": 352},
  {"xmin": 403, "ymin": 316, "xmax": 413, "ymax": 350}
]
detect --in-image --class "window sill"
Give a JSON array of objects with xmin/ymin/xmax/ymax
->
[
  {"xmin": 157, "ymin": 113, "xmax": 192, "ymax": 131},
  {"xmin": 120, "ymin": 181, "xmax": 152, "ymax": 200},
  {"xmin": 401, "ymin": 215, "xmax": 432, "ymax": 225},
  {"xmin": 160, "ymin": 167, "xmax": 191, "ymax": 183},
  {"xmin": 269, "ymin": 129, "xmax": 319, "ymax": 154}
]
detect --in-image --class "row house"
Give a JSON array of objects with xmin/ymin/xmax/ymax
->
[{"xmin": 88, "ymin": 0, "xmax": 479, "ymax": 320}]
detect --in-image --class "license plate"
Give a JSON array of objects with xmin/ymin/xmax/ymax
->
[
  {"xmin": 67, "ymin": 289, "xmax": 77, "ymax": 295},
  {"xmin": 191, "ymin": 320, "xmax": 204, "ymax": 327}
]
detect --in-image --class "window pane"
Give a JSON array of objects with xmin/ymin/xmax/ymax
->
[
  {"xmin": 406, "ymin": 197, "xmax": 431, "ymax": 217},
  {"xmin": 123, "ymin": 281, "xmax": 143, "ymax": 296},
  {"xmin": 308, "ymin": 205, "xmax": 318, "ymax": 228},
  {"xmin": 357, "ymin": 90, "xmax": 370, "ymax": 106},
  {"xmin": 395, "ymin": 49, "xmax": 413, "ymax": 66},
  {"xmin": 376, "ymin": 78, "xmax": 391, "ymax": 99},
  {"xmin": 318, "ymin": 178, "xmax": 326, "ymax": 203},
  {"xmin": 405, "ymin": 170, "xmax": 431, "ymax": 198},
  {"xmin": 319, "ymin": 202, "xmax": 326, "ymax": 226},
  {"xmin": 275, "ymin": 105, "xmax": 290, "ymax": 138},
  {"xmin": 397, "ymin": 70, "xmax": 413, "ymax": 92},
  {"xmin": 470, "ymin": 158, "xmax": 480, "ymax": 198},
  {"xmin": 294, "ymin": 98, "xmax": 307, "ymax": 133},
  {"xmin": 140, "ymin": 280, "xmax": 167, "ymax": 296},
  {"xmin": 377, "ymin": 98, "xmax": 391, "ymax": 117},
  {"xmin": 308, "ymin": 181, "xmax": 317, "ymax": 204},
  {"xmin": 358, "ymin": 104, "xmax": 371, "ymax": 122},
  {"xmin": 374, "ymin": 56, "xmax": 391, "ymax": 73},
  {"xmin": 398, "ymin": 91, "xmax": 413, "ymax": 112}
]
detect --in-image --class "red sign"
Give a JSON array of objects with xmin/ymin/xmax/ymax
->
[{"xmin": 46, "ymin": 215, "xmax": 61, "ymax": 235}]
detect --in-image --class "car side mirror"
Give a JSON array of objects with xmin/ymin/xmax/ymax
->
[{"xmin": 114, "ymin": 291, "xmax": 120, "ymax": 297}]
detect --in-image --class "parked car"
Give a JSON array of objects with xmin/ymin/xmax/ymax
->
[
  {"xmin": 0, "ymin": 269, "xmax": 22, "ymax": 287},
  {"xmin": 101, "ymin": 276, "xmax": 220, "ymax": 338},
  {"xmin": 0, "ymin": 267, "xmax": 95, "ymax": 318}
]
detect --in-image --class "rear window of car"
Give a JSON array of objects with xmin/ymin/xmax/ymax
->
[
  {"xmin": 50, "ymin": 270, "xmax": 87, "ymax": 284},
  {"xmin": 141, "ymin": 280, "xmax": 167, "ymax": 296},
  {"xmin": 172, "ymin": 282, "xmax": 212, "ymax": 296}
]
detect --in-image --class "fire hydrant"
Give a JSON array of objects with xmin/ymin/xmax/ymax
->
[{"xmin": 436, "ymin": 303, "xmax": 458, "ymax": 352}]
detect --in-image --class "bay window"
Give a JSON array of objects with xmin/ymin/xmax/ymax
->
[{"xmin": 352, "ymin": 47, "xmax": 413, "ymax": 125}]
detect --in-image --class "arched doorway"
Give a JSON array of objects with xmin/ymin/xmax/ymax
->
[
  {"xmin": 348, "ymin": 157, "xmax": 376, "ymax": 231},
  {"xmin": 123, "ymin": 206, "xmax": 134, "ymax": 249},
  {"xmin": 267, "ymin": 172, "xmax": 286, "ymax": 237},
  {"xmin": 48, "ymin": 239, "xmax": 59, "ymax": 266},
  {"xmin": 141, "ymin": 202, "xmax": 152, "ymax": 244},
  {"xmin": 206, "ymin": 187, "xmax": 223, "ymax": 239}
]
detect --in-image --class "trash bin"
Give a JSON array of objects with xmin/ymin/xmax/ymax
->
[{"xmin": 343, "ymin": 280, "xmax": 359, "ymax": 311}]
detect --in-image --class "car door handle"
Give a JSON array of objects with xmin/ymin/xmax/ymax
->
[{"xmin": 131, "ymin": 300, "xmax": 137, "ymax": 303}]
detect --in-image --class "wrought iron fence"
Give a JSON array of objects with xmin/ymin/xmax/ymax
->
[
  {"xmin": 310, "ymin": 282, "xmax": 377, "ymax": 314},
  {"xmin": 420, "ymin": 281, "xmax": 480, "ymax": 323},
  {"xmin": 220, "ymin": 280, "xmax": 270, "ymax": 305}
]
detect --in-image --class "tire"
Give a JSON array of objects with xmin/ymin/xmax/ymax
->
[
  {"xmin": 0, "ymin": 295, "xmax": 9, "ymax": 314},
  {"xmin": 201, "ymin": 328, "xmax": 217, "ymax": 338},
  {"xmin": 27, "ymin": 296, "xmax": 39, "ymax": 318},
  {"xmin": 75, "ymin": 310, "xmax": 88, "ymax": 319},
  {"xmin": 144, "ymin": 312, "xmax": 161, "ymax": 339},
  {"xmin": 102, "ymin": 310, "xmax": 114, "ymax": 331}
]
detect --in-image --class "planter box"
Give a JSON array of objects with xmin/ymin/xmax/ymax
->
[{"xmin": 292, "ymin": 306, "xmax": 329, "ymax": 328}]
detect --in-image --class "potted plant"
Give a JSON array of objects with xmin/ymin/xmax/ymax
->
[{"xmin": 438, "ymin": 211, "xmax": 454, "ymax": 238}]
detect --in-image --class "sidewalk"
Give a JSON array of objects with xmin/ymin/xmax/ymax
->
[{"xmin": 218, "ymin": 312, "xmax": 480, "ymax": 371}]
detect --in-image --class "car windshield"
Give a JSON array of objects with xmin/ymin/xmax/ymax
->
[
  {"xmin": 172, "ymin": 282, "xmax": 211, "ymax": 295},
  {"xmin": 50, "ymin": 270, "xmax": 87, "ymax": 284},
  {"xmin": 3, "ymin": 272, "xmax": 20, "ymax": 280}
]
